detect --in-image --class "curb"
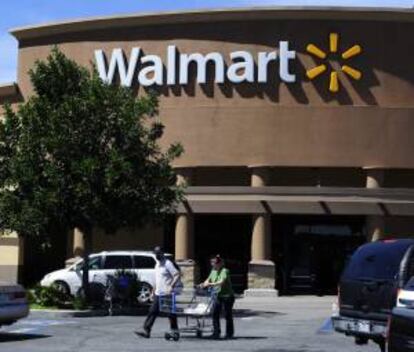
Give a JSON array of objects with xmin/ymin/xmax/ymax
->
[{"xmin": 30, "ymin": 306, "xmax": 149, "ymax": 318}]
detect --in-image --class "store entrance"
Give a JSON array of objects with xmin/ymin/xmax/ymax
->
[
  {"xmin": 275, "ymin": 216, "xmax": 365, "ymax": 295},
  {"xmin": 194, "ymin": 215, "xmax": 251, "ymax": 294}
]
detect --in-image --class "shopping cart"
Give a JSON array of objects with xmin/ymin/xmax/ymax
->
[{"xmin": 159, "ymin": 287, "xmax": 218, "ymax": 341}]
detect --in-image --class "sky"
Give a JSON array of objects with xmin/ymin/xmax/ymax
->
[{"xmin": 0, "ymin": 0, "xmax": 413, "ymax": 83}]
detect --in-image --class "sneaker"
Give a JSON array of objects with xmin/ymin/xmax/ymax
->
[
  {"xmin": 210, "ymin": 333, "xmax": 220, "ymax": 340},
  {"xmin": 225, "ymin": 334, "xmax": 234, "ymax": 340},
  {"xmin": 135, "ymin": 330, "xmax": 150, "ymax": 338}
]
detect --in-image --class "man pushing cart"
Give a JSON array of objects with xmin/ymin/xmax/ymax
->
[
  {"xmin": 135, "ymin": 250, "xmax": 234, "ymax": 341},
  {"xmin": 135, "ymin": 246, "xmax": 182, "ymax": 339}
]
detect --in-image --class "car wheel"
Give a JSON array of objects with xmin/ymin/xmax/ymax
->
[
  {"xmin": 355, "ymin": 336, "xmax": 369, "ymax": 345},
  {"xmin": 53, "ymin": 281, "xmax": 71, "ymax": 296},
  {"xmin": 137, "ymin": 283, "xmax": 153, "ymax": 304}
]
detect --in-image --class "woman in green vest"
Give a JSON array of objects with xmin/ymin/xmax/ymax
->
[{"xmin": 200, "ymin": 255, "xmax": 235, "ymax": 339}]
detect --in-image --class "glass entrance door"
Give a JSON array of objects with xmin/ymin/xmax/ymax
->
[{"xmin": 276, "ymin": 216, "xmax": 365, "ymax": 295}]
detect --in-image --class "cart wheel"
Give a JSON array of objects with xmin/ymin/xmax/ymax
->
[
  {"xmin": 196, "ymin": 330, "xmax": 203, "ymax": 338},
  {"xmin": 173, "ymin": 332, "xmax": 180, "ymax": 341},
  {"xmin": 164, "ymin": 332, "xmax": 171, "ymax": 341}
]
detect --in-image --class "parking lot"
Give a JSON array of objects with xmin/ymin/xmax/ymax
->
[{"xmin": 0, "ymin": 296, "xmax": 378, "ymax": 352}]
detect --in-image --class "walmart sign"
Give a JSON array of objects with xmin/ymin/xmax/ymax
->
[{"xmin": 94, "ymin": 42, "xmax": 297, "ymax": 87}]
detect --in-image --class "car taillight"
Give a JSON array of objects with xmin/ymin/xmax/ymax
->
[
  {"xmin": 332, "ymin": 285, "xmax": 340, "ymax": 317},
  {"xmin": 396, "ymin": 287, "xmax": 401, "ymax": 305},
  {"xmin": 10, "ymin": 291, "xmax": 26, "ymax": 300}
]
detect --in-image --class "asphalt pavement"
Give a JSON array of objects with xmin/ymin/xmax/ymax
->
[{"xmin": 0, "ymin": 296, "xmax": 380, "ymax": 352}]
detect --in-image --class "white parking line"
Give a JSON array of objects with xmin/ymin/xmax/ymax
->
[
  {"xmin": 3, "ymin": 319, "xmax": 77, "ymax": 334},
  {"xmin": 17, "ymin": 319, "xmax": 76, "ymax": 326},
  {"xmin": 7, "ymin": 328, "xmax": 38, "ymax": 334}
]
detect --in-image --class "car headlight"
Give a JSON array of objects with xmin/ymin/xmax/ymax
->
[{"xmin": 42, "ymin": 274, "xmax": 52, "ymax": 282}]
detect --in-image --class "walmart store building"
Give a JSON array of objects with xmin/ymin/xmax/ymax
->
[{"xmin": 2, "ymin": 7, "xmax": 414, "ymax": 295}]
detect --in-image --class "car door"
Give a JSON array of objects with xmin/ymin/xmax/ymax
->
[
  {"xmin": 66, "ymin": 255, "xmax": 104, "ymax": 294},
  {"xmin": 133, "ymin": 255, "xmax": 156, "ymax": 287},
  {"xmin": 88, "ymin": 255, "xmax": 105, "ymax": 285}
]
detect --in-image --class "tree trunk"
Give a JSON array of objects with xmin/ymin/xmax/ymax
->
[{"xmin": 80, "ymin": 226, "xmax": 92, "ymax": 302}]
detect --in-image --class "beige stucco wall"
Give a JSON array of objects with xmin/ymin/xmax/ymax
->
[
  {"xmin": 0, "ymin": 232, "xmax": 23, "ymax": 283},
  {"xmin": 385, "ymin": 217, "xmax": 414, "ymax": 237},
  {"xmin": 91, "ymin": 225, "xmax": 164, "ymax": 253},
  {"xmin": 11, "ymin": 14, "xmax": 414, "ymax": 169}
]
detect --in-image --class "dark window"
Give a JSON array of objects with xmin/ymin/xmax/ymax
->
[
  {"xmin": 134, "ymin": 256, "xmax": 156, "ymax": 269},
  {"xmin": 342, "ymin": 242, "xmax": 412, "ymax": 281},
  {"xmin": 103, "ymin": 255, "xmax": 133, "ymax": 270},
  {"xmin": 89, "ymin": 256, "xmax": 103, "ymax": 270},
  {"xmin": 407, "ymin": 253, "xmax": 414, "ymax": 279},
  {"xmin": 405, "ymin": 277, "xmax": 414, "ymax": 290},
  {"xmin": 74, "ymin": 256, "xmax": 102, "ymax": 271},
  {"xmin": 294, "ymin": 224, "xmax": 353, "ymax": 236}
]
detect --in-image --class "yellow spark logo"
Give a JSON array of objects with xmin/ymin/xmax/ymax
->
[{"xmin": 306, "ymin": 33, "xmax": 362, "ymax": 93}]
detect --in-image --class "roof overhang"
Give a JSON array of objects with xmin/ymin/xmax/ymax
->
[
  {"xmin": 10, "ymin": 7, "xmax": 414, "ymax": 41},
  {"xmin": 178, "ymin": 186, "xmax": 414, "ymax": 215},
  {"xmin": 0, "ymin": 83, "xmax": 18, "ymax": 99}
]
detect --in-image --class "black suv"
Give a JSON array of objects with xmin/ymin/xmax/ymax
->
[{"xmin": 332, "ymin": 239, "xmax": 414, "ymax": 351}]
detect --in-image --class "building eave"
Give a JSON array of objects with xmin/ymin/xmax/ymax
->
[
  {"xmin": 10, "ymin": 6, "xmax": 414, "ymax": 42},
  {"xmin": 0, "ymin": 83, "xmax": 19, "ymax": 100},
  {"xmin": 179, "ymin": 186, "xmax": 414, "ymax": 215}
]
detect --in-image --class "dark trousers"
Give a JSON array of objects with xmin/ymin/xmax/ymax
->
[
  {"xmin": 143, "ymin": 295, "xmax": 178, "ymax": 332},
  {"xmin": 212, "ymin": 295, "xmax": 235, "ymax": 337}
]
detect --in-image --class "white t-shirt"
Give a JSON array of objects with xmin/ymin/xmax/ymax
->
[{"xmin": 154, "ymin": 259, "xmax": 182, "ymax": 296}]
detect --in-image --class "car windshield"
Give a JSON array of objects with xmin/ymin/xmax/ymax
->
[
  {"xmin": 342, "ymin": 242, "xmax": 411, "ymax": 281},
  {"xmin": 405, "ymin": 277, "xmax": 414, "ymax": 290},
  {"xmin": 73, "ymin": 256, "xmax": 101, "ymax": 270}
]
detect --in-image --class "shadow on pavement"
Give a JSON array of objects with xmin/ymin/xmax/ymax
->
[
  {"xmin": 0, "ymin": 332, "xmax": 51, "ymax": 342},
  {"xmin": 255, "ymin": 350, "xmax": 309, "ymax": 352},
  {"xmin": 222, "ymin": 336, "xmax": 268, "ymax": 341},
  {"xmin": 73, "ymin": 306, "xmax": 149, "ymax": 317},
  {"xmin": 183, "ymin": 335, "xmax": 268, "ymax": 341},
  {"xmin": 73, "ymin": 308, "xmax": 283, "ymax": 319},
  {"xmin": 233, "ymin": 309, "xmax": 284, "ymax": 318}
]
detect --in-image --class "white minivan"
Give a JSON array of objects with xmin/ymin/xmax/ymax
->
[{"xmin": 40, "ymin": 251, "xmax": 173, "ymax": 303}]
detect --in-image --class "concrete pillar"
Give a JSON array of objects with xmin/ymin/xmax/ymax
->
[
  {"xmin": 251, "ymin": 166, "xmax": 270, "ymax": 188},
  {"xmin": 251, "ymin": 214, "xmax": 272, "ymax": 261},
  {"xmin": 73, "ymin": 228, "xmax": 85, "ymax": 257},
  {"xmin": 65, "ymin": 228, "xmax": 85, "ymax": 267},
  {"xmin": 175, "ymin": 213, "xmax": 194, "ymax": 261},
  {"xmin": 17, "ymin": 236, "xmax": 24, "ymax": 284},
  {"xmin": 174, "ymin": 168, "xmax": 199, "ymax": 289},
  {"xmin": 365, "ymin": 168, "xmax": 385, "ymax": 241},
  {"xmin": 366, "ymin": 168, "xmax": 384, "ymax": 189},
  {"xmin": 0, "ymin": 232, "xmax": 23, "ymax": 284},
  {"xmin": 246, "ymin": 167, "xmax": 277, "ymax": 297},
  {"xmin": 366, "ymin": 216, "xmax": 385, "ymax": 242}
]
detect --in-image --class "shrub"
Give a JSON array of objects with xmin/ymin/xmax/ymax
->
[
  {"xmin": 72, "ymin": 294, "xmax": 88, "ymax": 310},
  {"xmin": 29, "ymin": 284, "xmax": 71, "ymax": 308}
]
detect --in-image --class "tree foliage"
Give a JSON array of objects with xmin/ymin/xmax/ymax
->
[{"xmin": 0, "ymin": 47, "xmax": 183, "ymax": 247}]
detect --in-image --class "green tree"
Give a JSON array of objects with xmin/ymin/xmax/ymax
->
[{"xmin": 0, "ymin": 48, "xmax": 183, "ymax": 298}]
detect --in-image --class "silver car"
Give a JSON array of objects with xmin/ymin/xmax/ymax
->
[{"xmin": 0, "ymin": 282, "xmax": 29, "ymax": 327}]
